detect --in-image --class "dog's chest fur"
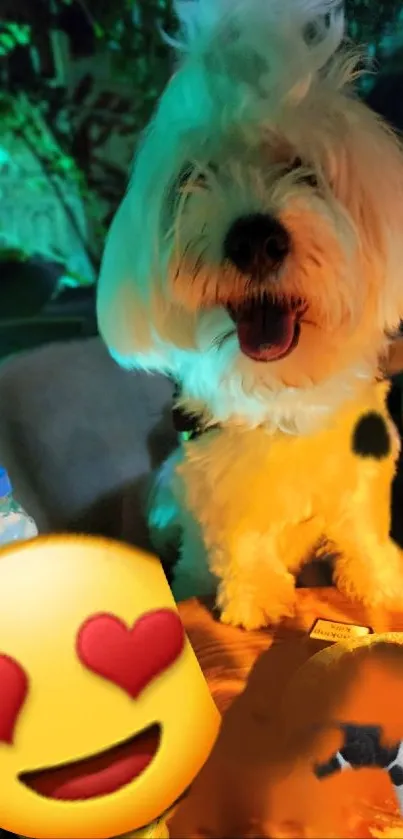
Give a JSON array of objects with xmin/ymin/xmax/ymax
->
[{"xmin": 175, "ymin": 380, "xmax": 398, "ymax": 537}]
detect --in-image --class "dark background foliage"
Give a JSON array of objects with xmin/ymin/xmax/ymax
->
[{"xmin": 1, "ymin": 0, "xmax": 403, "ymax": 264}]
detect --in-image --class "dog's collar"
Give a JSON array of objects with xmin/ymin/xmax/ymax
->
[{"xmin": 172, "ymin": 383, "xmax": 219, "ymax": 442}]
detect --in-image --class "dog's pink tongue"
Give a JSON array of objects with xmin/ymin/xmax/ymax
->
[{"xmin": 233, "ymin": 301, "xmax": 296, "ymax": 362}]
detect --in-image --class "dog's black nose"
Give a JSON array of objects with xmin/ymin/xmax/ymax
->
[{"xmin": 224, "ymin": 213, "xmax": 290, "ymax": 276}]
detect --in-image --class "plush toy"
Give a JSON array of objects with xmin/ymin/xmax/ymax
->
[{"xmin": 169, "ymin": 631, "xmax": 403, "ymax": 838}]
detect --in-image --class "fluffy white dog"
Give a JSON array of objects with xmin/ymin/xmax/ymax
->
[{"xmin": 97, "ymin": 0, "xmax": 403, "ymax": 629}]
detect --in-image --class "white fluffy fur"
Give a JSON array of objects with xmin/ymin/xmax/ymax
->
[
  {"xmin": 97, "ymin": 1, "xmax": 403, "ymax": 618},
  {"xmin": 97, "ymin": 0, "xmax": 403, "ymax": 615}
]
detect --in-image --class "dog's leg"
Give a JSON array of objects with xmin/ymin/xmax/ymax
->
[
  {"xmin": 148, "ymin": 449, "xmax": 183, "ymax": 560},
  {"xmin": 212, "ymin": 517, "xmax": 325, "ymax": 630},
  {"xmin": 328, "ymin": 467, "xmax": 403, "ymax": 609},
  {"xmin": 330, "ymin": 528, "xmax": 403, "ymax": 608},
  {"xmin": 209, "ymin": 531, "xmax": 296, "ymax": 630},
  {"xmin": 172, "ymin": 517, "xmax": 218, "ymax": 601},
  {"xmin": 151, "ymin": 450, "xmax": 217, "ymax": 600}
]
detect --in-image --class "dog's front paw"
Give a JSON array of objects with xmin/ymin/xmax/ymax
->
[
  {"xmin": 217, "ymin": 572, "xmax": 296, "ymax": 630},
  {"xmin": 220, "ymin": 600, "xmax": 269, "ymax": 631},
  {"xmin": 335, "ymin": 561, "xmax": 403, "ymax": 612},
  {"xmin": 361, "ymin": 586, "xmax": 403, "ymax": 613},
  {"xmin": 218, "ymin": 593, "xmax": 295, "ymax": 630}
]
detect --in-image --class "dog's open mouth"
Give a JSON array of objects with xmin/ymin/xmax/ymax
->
[
  {"xmin": 19, "ymin": 722, "xmax": 161, "ymax": 801},
  {"xmin": 227, "ymin": 296, "xmax": 304, "ymax": 362}
]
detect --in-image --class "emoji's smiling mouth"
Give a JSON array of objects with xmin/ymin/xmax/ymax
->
[{"xmin": 19, "ymin": 723, "xmax": 161, "ymax": 801}]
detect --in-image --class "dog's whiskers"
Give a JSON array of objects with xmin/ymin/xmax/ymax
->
[
  {"xmin": 193, "ymin": 248, "xmax": 207, "ymax": 280},
  {"xmin": 211, "ymin": 329, "xmax": 237, "ymax": 351}
]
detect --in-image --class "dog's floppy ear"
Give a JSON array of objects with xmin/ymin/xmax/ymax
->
[
  {"xmin": 97, "ymin": 191, "xmax": 168, "ymax": 371},
  {"xmin": 340, "ymin": 106, "xmax": 403, "ymax": 333},
  {"xmin": 376, "ymin": 129, "xmax": 403, "ymax": 331},
  {"xmin": 97, "ymin": 194, "xmax": 145, "ymax": 360},
  {"xmin": 97, "ymin": 178, "xmax": 194, "ymax": 373}
]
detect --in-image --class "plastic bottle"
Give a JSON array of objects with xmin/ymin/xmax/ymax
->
[{"xmin": 0, "ymin": 466, "xmax": 38, "ymax": 545}]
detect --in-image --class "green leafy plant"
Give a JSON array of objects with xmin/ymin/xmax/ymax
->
[
  {"xmin": 0, "ymin": 22, "xmax": 31, "ymax": 57},
  {"xmin": 0, "ymin": 245, "xmax": 29, "ymax": 262},
  {"xmin": 346, "ymin": 0, "xmax": 403, "ymax": 49}
]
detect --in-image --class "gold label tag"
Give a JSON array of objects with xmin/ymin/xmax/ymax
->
[{"xmin": 310, "ymin": 618, "xmax": 372, "ymax": 643}]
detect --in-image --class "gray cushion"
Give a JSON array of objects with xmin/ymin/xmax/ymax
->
[{"xmin": 0, "ymin": 338, "xmax": 177, "ymax": 549}]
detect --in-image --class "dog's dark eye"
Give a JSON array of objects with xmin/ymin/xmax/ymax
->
[
  {"xmin": 177, "ymin": 164, "xmax": 205, "ymax": 190},
  {"xmin": 165, "ymin": 163, "xmax": 215, "ymax": 223},
  {"xmin": 288, "ymin": 157, "xmax": 319, "ymax": 188},
  {"xmin": 177, "ymin": 162, "xmax": 218, "ymax": 192},
  {"xmin": 177, "ymin": 164, "xmax": 205, "ymax": 191}
]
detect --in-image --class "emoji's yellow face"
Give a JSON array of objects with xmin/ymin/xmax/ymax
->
[{"xmin": 0, "ymin": 536, "xmax": 220, "ymax": 839}]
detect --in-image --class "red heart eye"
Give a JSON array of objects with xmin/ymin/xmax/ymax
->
[
  {"xmin": 0, "ymin": 654, "xmax": 29, "ymax": 744},
  {"xmin": 77, "ymin": 608, "xmax": 185, "ymax": 698}
]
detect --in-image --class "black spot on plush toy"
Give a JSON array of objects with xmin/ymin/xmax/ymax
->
[
  {"xmin": 352, "ymin": 412, "xmax": 391, "ymax": 459},
  {"xmin": 315, "ymin": 723, "xmax": 403, "ymax": 816}
]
